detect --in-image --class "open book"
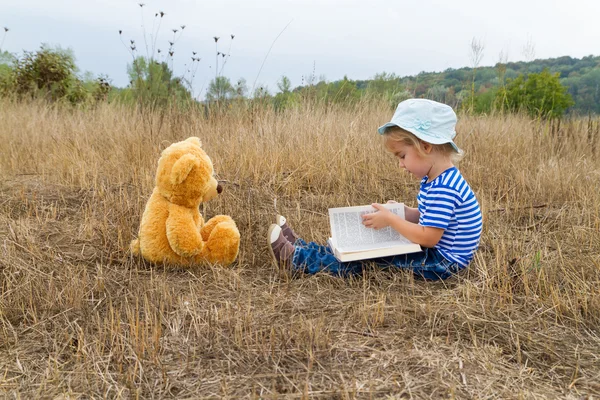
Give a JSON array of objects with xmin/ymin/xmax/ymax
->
[{"xmin": 327, "ymin": 203, "xmax": 421, "ymax": 262}]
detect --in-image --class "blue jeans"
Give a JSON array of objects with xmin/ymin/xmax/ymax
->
[{"xmin": 291, "ymin": 239, "xmax": 463, "ymax": 280}]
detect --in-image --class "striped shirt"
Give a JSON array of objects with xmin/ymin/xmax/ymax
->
[{"xmin": 417, "ymin": 167, "xmax": 482, "ymax": 267}]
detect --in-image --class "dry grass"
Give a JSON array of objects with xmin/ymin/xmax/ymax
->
[{"xmin": 0, "ymin": 98, "xmax": 599, "ymax": 399}]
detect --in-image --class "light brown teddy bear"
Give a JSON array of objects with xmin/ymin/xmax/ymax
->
[{"xmin": 130, "ymin": 137, "xmax": 240, "ymax": 266}]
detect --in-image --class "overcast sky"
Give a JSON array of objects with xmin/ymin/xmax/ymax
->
[{"xmin": 1, "ymin": 0, "xmax": 599, "ymax": 99}]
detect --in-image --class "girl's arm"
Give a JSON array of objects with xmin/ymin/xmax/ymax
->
[
  {"xmin": 362, "ymin": 204, "xmax": 443, "ymax": 248},
  {"xmin": 404, "ymin": 205, "xmax": 420, "ymax": 223},
  {"xmin": 387, "ymin": 215, "xmax": 443, "ymax": 248}
]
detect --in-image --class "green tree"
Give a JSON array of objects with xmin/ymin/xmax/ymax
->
[
  {"xmin": 127, "ymin": 56, "xmax": 192, "ymax": 108},
  {"xmin": 273, "ymin": 75, "xmax": 298, "ymax": 111},
  {"xmin": 461, "ymin": 87, "xmax": 500, "ymax": 115},
  {"xmin": 0, "ymin": 50, "xmax": 13, "ymax": 67},
  {"xmin": 277, "ymin": 76, "xmax": 291, "ymax": 93},
  {"xmin": 0, "ymin": 50, "xmax": 15, "ymax": 94},
  {"xmin": 498, "ymin": 68, "xmax": 574, "ymax": 118},
  {"xmin": 565, "ymin": 69, "xmax": 600, "ymax": 114},
  {"xmin": 311, "ymin": 76, "xmax": 360, "ymax": 105},
  {"xmin": 365, "ymin": 72, "xmax": 404, "ymax": 105},
  {"xmin": 206, "ymin": 76, "xmax": 234, "ymax": 103},
  {"xmin": 233, "ymin": 78, "xmax": 248, "ymax": 98},
  {"xmin": 427, "ymin": 85, "xmax": 449, "ymax": 103}
]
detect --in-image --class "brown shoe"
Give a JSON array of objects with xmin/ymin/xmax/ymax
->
[
  {"xmin": 267, "ymin": 224, "xmax": 295, "ymax": 267},
  {"xmin": 276, "ymin": 215, "xmax": 299, "ymax": 243}
]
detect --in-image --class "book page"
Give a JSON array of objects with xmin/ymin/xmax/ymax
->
[{"xmin": 329, "ymin": 204, "xmax": 415, "ymax": 252}]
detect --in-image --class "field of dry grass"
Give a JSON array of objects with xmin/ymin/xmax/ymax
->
[{"xmin": 0, "ymin": 98, "xmax": 599, "ymax": 398}]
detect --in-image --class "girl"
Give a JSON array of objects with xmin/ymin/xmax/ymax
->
[{"xmin": 267, "ymin": 99, "xmax": 482, "ymax": 280}]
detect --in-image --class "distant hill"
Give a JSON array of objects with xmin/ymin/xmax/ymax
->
[{"xmin": 349, "ymin": 55, "xmax": 600, "ymax": 114}]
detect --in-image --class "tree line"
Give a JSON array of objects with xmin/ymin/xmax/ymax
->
[{"xmin": 0, "ymin": 44, "xmax": 597, "ymax": 119}]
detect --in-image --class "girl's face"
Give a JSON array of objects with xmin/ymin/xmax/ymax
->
[{"xmin": 386, "ymin": 139, "xmax": 432, "ymax": 179}]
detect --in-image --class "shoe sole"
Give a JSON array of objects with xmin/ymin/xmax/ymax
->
[{"xmin": 276, "ymin": 215, "xmax": 286, "ymax": 227}]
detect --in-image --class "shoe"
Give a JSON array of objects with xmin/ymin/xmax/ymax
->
[
  {"xmin": 276, "ymin": 215, "xmax": 299, "ymax": 243},
  {"xmin": 267, "ymin": 224, "xmax": 295, "ymax": 267}
]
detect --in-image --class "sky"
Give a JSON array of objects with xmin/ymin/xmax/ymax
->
[{"xmin": 1, "ymin": 0, "xmax": 599, "ymax": 99}]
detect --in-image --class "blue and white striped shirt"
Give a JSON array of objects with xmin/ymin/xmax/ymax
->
[{"xmin": 417, "ymin": 167, "xmax": 482, "ymax": 267}]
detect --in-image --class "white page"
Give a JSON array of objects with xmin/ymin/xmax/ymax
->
[{"xmin": 328, "ymin": 204, "xmax": 414, "ymax": 252}]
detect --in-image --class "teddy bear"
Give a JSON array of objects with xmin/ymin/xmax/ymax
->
[{"xmin": 130, "ymin": 137, "xmax": 240, "ymax": 266}]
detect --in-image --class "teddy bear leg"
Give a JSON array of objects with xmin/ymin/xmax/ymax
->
[
  {"xmin": 199, "ymin": 216, "xmax": 240, "ymax": 265},
  {"xmin": 200, "ymin": 215, "xmax": 236, "ymax": 241}
]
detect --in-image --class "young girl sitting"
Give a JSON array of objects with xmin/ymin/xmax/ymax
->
[{"xmin": 267, "ymin": 99, "xmax": 482, "ymax": 280}]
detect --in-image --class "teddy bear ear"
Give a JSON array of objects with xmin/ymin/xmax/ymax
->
[
  {"xmin": 185, "ymin": 137, "xmax": 202, "ymax": 147},
  {"xmin": 170, "ymin": 153, "xmax": 200, "ymax": 185}
]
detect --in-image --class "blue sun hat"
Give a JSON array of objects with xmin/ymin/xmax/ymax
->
[{"xmin": 377, "ymin": 99, "xmax": 460, "ymax": 152}]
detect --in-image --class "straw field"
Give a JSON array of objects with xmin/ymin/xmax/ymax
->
[{"xmin": 1, "ymin": 99, "xmax": 599, "ymax": 398}]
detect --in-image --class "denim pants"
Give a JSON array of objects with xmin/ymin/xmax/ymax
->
[{"xmin": 291, "ymin": 239, "xmax": 463, "ymax": 280}]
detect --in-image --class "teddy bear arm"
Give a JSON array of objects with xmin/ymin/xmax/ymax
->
[
  {"xmin": 166, "ymin": 207, "xmax": 204, "ymax": 258},
  {"xmin": 194, "ymin": 212, "xmax": 204, "ymax": 231}
]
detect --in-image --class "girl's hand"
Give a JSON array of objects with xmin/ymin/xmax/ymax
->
[
  {"xmin": 386, "ymin": 200, "xmax": 397, "ymax": 204},
  {"xmin": 361, "ymin": 203, "xmax": 393, "ymax": 230}
]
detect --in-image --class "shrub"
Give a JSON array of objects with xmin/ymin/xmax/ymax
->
[
  {"xmin": 497, "ymin": 68, "xmax": 574, "ymax": 119},
  {"xmin": 13, "ymin": 45, "xmax": 77, "ymax": 101},
  {"xmin": 0, "ymin": 45, "xmax": 101, "ymax": 105}
]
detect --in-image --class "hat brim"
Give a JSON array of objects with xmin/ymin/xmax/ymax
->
[{"xmin": 377, "ymin": 122, "xmax": 461, "ymax": 153}]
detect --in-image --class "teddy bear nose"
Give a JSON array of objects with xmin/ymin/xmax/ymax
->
[{"xmin": 217, "ymin": 183, "xmax": 223, "ymax": 194}]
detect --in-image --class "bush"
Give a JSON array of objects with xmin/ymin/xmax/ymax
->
[
  {"xmin": 0, "ymin": 45, "xmax": 102, "ymax": 105},
  {"xmin": 13, "ymin": 45, "xmax": 77, "ymax": 100},
  {"xmin": 497, "ymin": 68, "xmax": 574, "ymax": 119}
]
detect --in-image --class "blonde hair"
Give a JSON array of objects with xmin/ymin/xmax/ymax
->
[{"xmin": 382, "ymin": 126, "xmax": 463, "ymax": 164}]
